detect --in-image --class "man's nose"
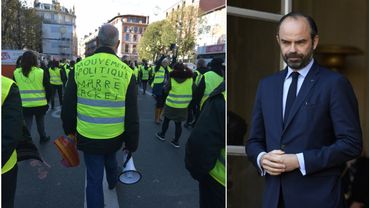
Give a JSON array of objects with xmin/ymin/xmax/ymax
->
[{"xmin": 288, "ymin": 43, "xmax": 297, "ymax": 53}]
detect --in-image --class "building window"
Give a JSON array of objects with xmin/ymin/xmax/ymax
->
[
  {"xmin": 133, "ymin": 34, "xmax": 137, "ymax": 42},
  {"xmin": 125, "ymin": 34, "xmax": 130, "ymax": 41},
  {"xmin": 44, "ymin": 13, "xmax": 51, "ymax": 20},
  {"xmin": 65, "ymin": 15, "xmax": 71, "ymax": 23},
  {"xmin": 125, "ymin": 44, "xmax": 129, "ymax": 53},
  {"xmin": 133, "ymin": 45, "xmax": 137, "ymax": 54},
  {"xmin": 134, "ymin": 26, "xmax": 138, "ymax": 33},
  {"xmin": 124, "ymin": 26, "xmax": 128, "ymax": 32}
]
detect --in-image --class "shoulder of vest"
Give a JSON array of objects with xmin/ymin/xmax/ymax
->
[{"xmin": 32, "ymin": 67, "xmax": 43, "ymax": 71}]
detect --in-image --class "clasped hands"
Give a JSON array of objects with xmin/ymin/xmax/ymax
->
[{"xmin": 260, "ymin": 150, "xmax": 299, "ymax": 175}]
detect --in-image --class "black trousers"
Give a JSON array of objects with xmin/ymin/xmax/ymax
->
[
  {"xmin": 2, "ymin": 165, "xmax": 18, "ymax": 208},
  {"xmin": 142, "ymin": 80, "xmax": 148, "ymax": 93},
  {"xmin": 24, "ymin": 113, "xmax": 46, "ymax": 139},
  {"xmin": 199, "ymin": 174, "xmax": 225, "ymax": 208},
  {"xmin": 50, "ymin": 84, "xmax": 63, "ymax": 108},
  {"xmin": 160, "ymin": 117, "xmax": 182, "ymax": 140}
]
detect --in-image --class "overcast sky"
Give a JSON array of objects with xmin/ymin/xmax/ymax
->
[{"xmin": 25, "ymin": 0, "xmax": 179, "ymax": 39}]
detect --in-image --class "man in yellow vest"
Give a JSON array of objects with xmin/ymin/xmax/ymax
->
[
  {"xmin": 139, "ymin": 59, "xmax": 151, "ymax": 95},
  {"xmin": 184, "ymin": 60, "xmax": 204, "ymax": 128},
  {"xmin": 151, "ymin": 57, "xmax": 171, "ymax": 124},
  {"xmin": 185, "ymin": 82, "xmax": 225, "ymax": 208},
  {"xmin": 49, "ymin": 60, "xmax": 64, "ymax": 109},
  {"xmin": 61, "ymin": 24, "xmax": 139, "ymax": 208},
  {"xmin": 2, "ymin": 76, "xmax": 23, "ymax": 208},
  {"xmin": 193, "ymin": 58, "xmax": 224, "ymax": 113}
]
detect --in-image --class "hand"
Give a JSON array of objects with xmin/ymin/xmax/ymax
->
[
  {"xmin": 281, "ymin": 154, "xmax": 300, "ymax": 172},
  {"xmin": 260, "ymin": 150, "xmax": 286, "ymax": 175},
  {"xmin": 350, "ymin": 202, "xmax": 365, "ymax": 208}
]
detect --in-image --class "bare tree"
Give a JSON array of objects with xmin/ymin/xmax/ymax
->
[{"xmin": 2, "ymin": 0, "xmax": 42, "ymax": 51}]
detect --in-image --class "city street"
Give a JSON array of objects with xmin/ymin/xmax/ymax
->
[{"xmin": 14, "ymin": 87, "xmax": 198, "ymax": 208}]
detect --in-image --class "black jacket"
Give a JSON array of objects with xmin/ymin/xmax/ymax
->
[
  {"xmin": 192, "ymin": 69, "xmax": 223, "ymax": 109},
  {"xmin": 2, "ymin": 83, "xmax": 23, "ymax": 167},
  {"xmin": 61, "ymin": 47, "xmax": 139, "ymax": 154},
  {"xmin": 185, "ymin": 82, "xmax": 225, "ymax": 181}
]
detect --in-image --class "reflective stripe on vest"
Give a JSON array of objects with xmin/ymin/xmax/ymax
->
[
  {"xmin": 200, "ymin": 71, "xmax": 223, "ymax": 109},
  {"xmin": 49, "ymin": 67, "xmax": 63, "ymax": 85},
  {"xmin": 209, "ymin": 148, "xmax": 225, "ymax": 186},
  {"xmin": 141, "ymin": 66, "xmax": 150, "ymax": 80},
  {"xmin": 165, "ymin": 78, "xmax": 193, "ymax": 108},
  {"xmin": 153, "ymin": 66, "xmax": 165, "ymax": 84},
  {"xmin": 14, "ymin": 67, "xmax": 47, "ymax": 107},
  {"xmin": 1, "ymin": 76, "xmax": 18, "ymax": 174},
  {"xmin": 75, "ymin": 53, "xmax": 132, "ymax": 139}
]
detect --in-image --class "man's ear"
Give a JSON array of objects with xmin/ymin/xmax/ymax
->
[
  {"xmin": 115, "ymin": 40, "xmax": 120, "ymax": 50},
  {"xmin": 313, "ymin": 35, "xmax": 319, "ymax": 50}
]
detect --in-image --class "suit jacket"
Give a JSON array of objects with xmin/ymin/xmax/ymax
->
[{"xmin": 246, "ymin": 62, "xmax": 362, "ymax": 208}]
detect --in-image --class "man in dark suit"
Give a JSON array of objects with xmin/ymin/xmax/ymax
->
[{"xmin": 246, "ymin": 12, "xmax": 362, "ymax": 208}]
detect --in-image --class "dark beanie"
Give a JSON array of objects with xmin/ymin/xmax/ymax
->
[{"xmin": 208, "ymin": 58, "xmax": 224, "ymax": 75}]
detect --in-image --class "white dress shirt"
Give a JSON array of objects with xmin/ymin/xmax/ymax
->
[{"xmin": 257, "ymin": 59, "xmax": 314, "ymax": 176}]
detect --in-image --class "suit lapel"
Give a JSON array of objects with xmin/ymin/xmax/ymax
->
[{"xmin": 282, "ymin": 63, "xmax": 320, "ymax": 133}]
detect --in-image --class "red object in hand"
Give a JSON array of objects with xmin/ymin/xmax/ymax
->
[{"xmin": 54, "ymin": 135, "xmax": 80, "ymax": 167}]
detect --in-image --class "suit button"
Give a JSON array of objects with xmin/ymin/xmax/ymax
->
[{"xmin": 281, "ymin": 144, "xmax": 286, "ymax": 150}]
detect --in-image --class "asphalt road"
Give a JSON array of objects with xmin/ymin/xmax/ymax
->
[{"xmin": 14, "ymin": 87, "xmax": 198, "ymax": 208}]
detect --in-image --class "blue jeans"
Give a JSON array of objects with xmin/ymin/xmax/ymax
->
[{"xmin": 83, "ymin": 152, "xmax": 118, "ymax": 208}]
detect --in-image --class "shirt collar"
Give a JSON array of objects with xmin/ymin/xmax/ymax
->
[{"xmin": 286, "ymin": 58, "xmax": 314, "ymax": 80}]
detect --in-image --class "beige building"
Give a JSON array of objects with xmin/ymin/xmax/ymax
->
[
  {"xmin": 34, "ymin": 0, "xmax": 77, "ymax": 60},
  {"xmin": 80, "ymin": 14, "xmax": 149, "ymax": 60}
]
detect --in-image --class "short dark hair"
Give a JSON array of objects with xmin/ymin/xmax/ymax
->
[{"xmin": 277, "ymin": 12, "xmax": 318, "ymax": 39}]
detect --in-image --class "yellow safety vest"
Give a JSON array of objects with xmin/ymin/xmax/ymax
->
[
  {"xmin": 194, "ymin": 70, "xmax": 202, "ymax": 86},
  {"xmin": 165, "ymin": 78, "xmax": 193, "ymax": 108},
  {"xmin": 209, "ymin": 148, "xmax": 225, "ymax": 186},
  {"xmin": 200, "ymin": 71, "xmax": 223, "ymax": 109},
  {"xmin": 133, "ymin": 67, "xmax": 139, "ymax": 81},
  {"xmin": 65, "ymin": 65, "xmax": 70, "ymax": 80},
  {"xmin": 14, "ymin": 67, "xmax": 47, "ymax": 107},
  {"xmin": 75, "ymin": 53, "xmax": 132, "ymax": 139},
  {"xmin": 49, "ymin": 67, "xmax": 63, "ymax": 85},
  {"xmin": 1, "ymin": 76, "xmax": 18, "ymax": 174},
  {"xmin": 153, "ymin": 66, "xmax": 166, "ymax": 84},
  {"xmin": 141, "ymin": 66, "xmax": 150, "ymax": 80},
  {"xmin": 208, "ymin": 91, "xmax": 225, "ymax": 186}
]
